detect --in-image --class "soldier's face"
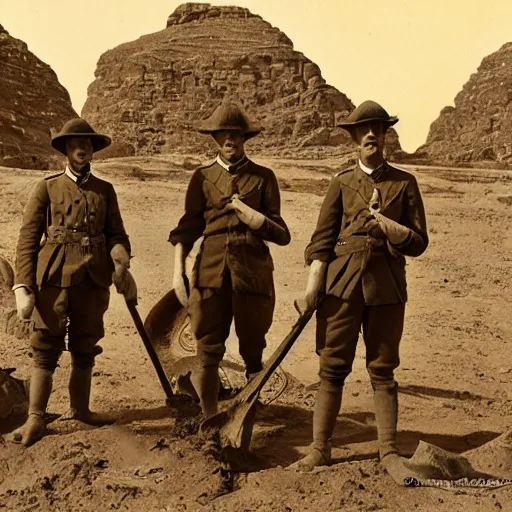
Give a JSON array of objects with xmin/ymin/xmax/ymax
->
[
  {"xmin": 354, "ymin": 122, "xmax": 386, "ymax": 161},
  {"xmin": 65, "ymin": 137, "xmax": 94, "ymax": 172},
  {"xmin": 213, "ymin": 130, "xmax": 245, "ymax": 163}
]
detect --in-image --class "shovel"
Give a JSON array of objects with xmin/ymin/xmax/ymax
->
[{"xmin": 199, "ymin": 300, "xmax": 315, "ymax": 452}]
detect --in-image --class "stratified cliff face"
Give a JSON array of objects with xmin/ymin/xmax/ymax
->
[
  {"xmin": 0, "ymin": 25, "xmax": 77, "ymax": 169},
  {"xmin": 417, "ymin": 42, "xmax": 512, "ymax": 165},
  {"xmin": 82, "ymin": 3, "xmax": 359, "ymax": 158}
]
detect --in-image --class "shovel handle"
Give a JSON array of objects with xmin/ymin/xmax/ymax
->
[{"xmin": 125, "ymin": 299, "xmax": 174, "ymax": 402}]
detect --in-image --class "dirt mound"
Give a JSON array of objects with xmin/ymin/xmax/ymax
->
[
  {"xmin": 0, "ymin": 256, "xmax": 35, "ymax": 339},
  {"xmin": 0, "ymin": 369, "xmax": 27, "ymax": 424},
  {"xmin": 0, "ymin": 421, "xmax": 232, "ymax": 511}
]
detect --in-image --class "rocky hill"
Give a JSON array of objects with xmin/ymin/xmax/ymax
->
[
  {"xmin": 0, "ymin": 25, "xmax": 77, "ymax": 169},
  {"xmin": 83, "ymin": 3, "xmax": 401, "ymax": 160},
  {"xmin": 415, "ymin": 42, "xmax": 512, "ymax": 166}
]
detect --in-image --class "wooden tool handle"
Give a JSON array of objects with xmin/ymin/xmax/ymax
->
[{"xmin": 125, "ymin": 299, "xmax": 174, "ymax": 401}]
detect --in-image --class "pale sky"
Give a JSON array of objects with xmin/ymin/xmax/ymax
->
[{"xmin": 2, "ymin": 0, "xmax": 511, "ymax": 152}]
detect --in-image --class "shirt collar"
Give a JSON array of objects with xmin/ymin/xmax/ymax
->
[
  {"xmin": 358, "ymin": 159, "xmax": 385, "ymax": 175},
  {"xmin": 216, "ymin": 154, "xmax": 249, "ymax": 174},
  {"xmin": 65, "ymin": 164, "xmax": 91, "ymax": 186}
]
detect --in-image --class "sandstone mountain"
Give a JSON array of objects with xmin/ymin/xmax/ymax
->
[
  {"xmin": 0, "ymin": 25, "xmax": 77, "ymax": 169},
  {"xmin": 415, "ymin": 42, "xmax": 512, "ymax": 166},
  {"xmin": 83, "ymin": 3, "xmax": 401, "ymax": 160}
]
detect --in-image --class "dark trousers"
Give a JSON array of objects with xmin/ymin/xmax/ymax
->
[
  {"xmin": 30, "ymin": 276, "xmax": 110, "ymax": 370},
  {"xmin": 316, "ymin": 281, "xmax": 405, "ymax": 390},
  {"xmin": 188, "ymin": 273, "xmax": 275, "ymax": 374}
]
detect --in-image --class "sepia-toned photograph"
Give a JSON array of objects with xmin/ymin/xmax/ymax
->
[{"xmin": 0, "ymin": 1, "xmax": 512, "ymax": 510}]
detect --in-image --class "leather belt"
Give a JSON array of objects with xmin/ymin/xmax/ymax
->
[
  {"xmin": 46, "ymin": 226, "xmax": 104, "ymax": 246},
  {"xmin": 204, "ymin": 229, "xmax": 263, "ymax": 247}
]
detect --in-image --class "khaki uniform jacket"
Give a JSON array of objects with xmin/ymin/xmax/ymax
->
[
  {"xmin": 169, "ymin": 157, "xmax": 290, "ymax": 297},
  {"xmin": 15, "ymin": 172, "xmax": 131, "ymax": 290},
  {"xmin": 305, "ymin": 163, "xmax": 428, "ymax": 305}
]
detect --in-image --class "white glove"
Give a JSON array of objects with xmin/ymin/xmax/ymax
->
[
  {"xmin": 110, "ymin": 244, "xmax": 131, "ymax": 282},
  {"xmin": 228, "ymin": 194, "xmax": 265, "ymax": 230},
  {"xmin": 173, "ymin": 243, "xmax": 189, "ymax": 307},
  {"xmin": 369, "ymin": 187, "xmax": 412, "ymax": 246},
  {"xmin": 304, "ymin": 260, "xmax": 327, "ymax": 309},
  {"xmin": 13, "ymin": 286, "xmax": 35, "ymax": 321},
  {"xmin": 184, "ymin": 237, "xmax": 203, "ymax": 293},
  {"xmin": 369, "ymin": 188, "xmax": 380, "ymax": 213}
]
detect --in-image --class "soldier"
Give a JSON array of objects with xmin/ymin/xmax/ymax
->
[
  {"xmin": 9, "ymin": 118, "xmax": 137, "ymax": 446},
  {"xmin": 169, "ymin": 102, "xmax": 291, "ymax": 418},
  {"xmin": 290, "ymin": 101, "xmax": 429, "ymax": 479}
]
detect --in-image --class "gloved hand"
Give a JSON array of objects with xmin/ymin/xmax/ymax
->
[
  {"xmin": 13, "ymin": 285, "xmax": 35, "ymax": 321},
  {"xmin": 369, "ymin": 188, "xmax": 412, "ymax": 246},
  {"xmin": 304, "ymin": 260, "xmax": 327, "ymax": 310},
  {"xmin": 173, "ymin": 243, "xmax": 189, "ymax": 307},
  {"xmin": 369, "ymin": 188, "xmax": 381, "ymax": 214},
  {"xmin": 227, "ymin": 194, "xmax": 265, "ymax": 230},
  {"xmin": 112, "ymin": 269, "xmax": 138, "ymax": 302},
  {"xmin": 110, "ymin": 244, "xmax": 131, "ymax": 283}
]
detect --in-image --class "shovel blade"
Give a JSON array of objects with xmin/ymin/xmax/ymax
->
[
  {"xmin": 197, "ymin": 306, "xmax": 314, "ymax": 451},
  {"xmin": 200, "ymin": 394, "xmax": 258, "ymax": 451}
]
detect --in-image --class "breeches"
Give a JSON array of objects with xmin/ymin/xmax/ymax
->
[
  {"xmin": 316, "ymin": 281, "xmax": 405, "ymax": 390},
  {"xmin": 188, "ymin": 274, "xmax": 275, "ymax": 374},
  {"xmin": 30, "ymin": 277, "xmax": 110, "ymax": 370}
]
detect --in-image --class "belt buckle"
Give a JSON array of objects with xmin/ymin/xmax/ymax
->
[{"xmin": 81, "ymin": 236, "xmax": 90, "ymax": 247}]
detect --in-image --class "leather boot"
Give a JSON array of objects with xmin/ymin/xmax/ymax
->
[
  {"xmin": 374, "ymin": 383, "xmax": 399, "ymax": 460},
  {"xmin": 374, "ymin": 383, "xmax": 408, "ymax": 484},
  {"xmin": 190, "ymin": 365, "xmax": 219, "ymax": 418},
  {"xmin": 289, "ymin": 379, "xmax": 342, "ymax": 470},
  {"xmin": 60, "ymin": 364, "xmax": 115, "ymax": 426},
  {"xmin": 8, "ymin": 367, "xmax": 53, "ymax": 446}
]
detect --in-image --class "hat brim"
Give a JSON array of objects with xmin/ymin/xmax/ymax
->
[
  {"xmin": 337, "ymin": 117, "xmax": 399, "ymax": 129},
  {"xmin": 51, "ymin": 133, "xmax": 112, "ymax": 155},
  {"xmin": 198, "ymin": 125, "xmax": 263, "ymax": 140}
]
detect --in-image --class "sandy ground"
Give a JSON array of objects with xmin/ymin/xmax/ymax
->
[{"xmin": 1, "ymin": 155, "xmax": 512, "ymax": 511}]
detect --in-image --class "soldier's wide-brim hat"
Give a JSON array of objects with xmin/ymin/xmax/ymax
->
[
  {"xmin": 337, "ymin": 100, "xmax": 398, "ymax": 130},
  {"xmin": 198, "ymin": 102, "xmax": 262, "ymax": 140},
  {"xmin": 51, "ymin": 118, "xmax": 112, "ymax": 155}
]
